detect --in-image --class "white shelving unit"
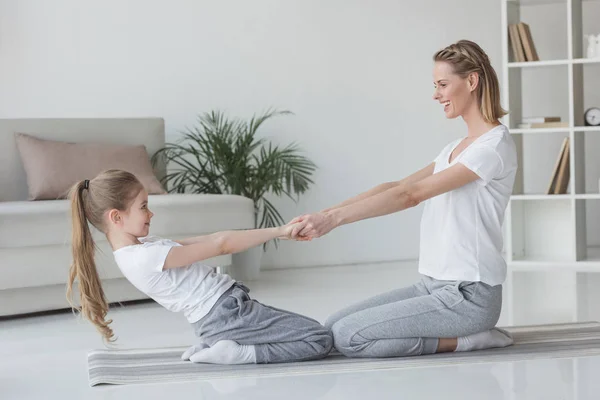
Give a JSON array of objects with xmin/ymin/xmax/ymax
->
[
  {"xmin": 500, "ymin": 0, "xmax": 600, "ymax": 331},
  {"xmin": 500, "ymin": 2, "xmax": 600, "ymax": 396}
]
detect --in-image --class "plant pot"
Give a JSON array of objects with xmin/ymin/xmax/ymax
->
[{"xmin": 229, "ymin": 246, "xmax": 263, "ymax": 282}]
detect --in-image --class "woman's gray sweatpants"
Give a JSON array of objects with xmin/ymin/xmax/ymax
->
[
  {"xmin": 192, "ymin": 283, "xmax": 333, "ymax": 364},
  {"xmin": 325, "ymin": 275, "xmax": 502, "ymax": 358}
]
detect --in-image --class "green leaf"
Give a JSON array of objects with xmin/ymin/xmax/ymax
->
[{"xmin": 155, "ymin": 109, "xmax": 316, "ymax": 235}]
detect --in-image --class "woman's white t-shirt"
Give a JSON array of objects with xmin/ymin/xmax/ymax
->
[
  {"xmin": 418, "ymin": 124, "xmax": 517, "ymax": 286},
  {"xmin": 113, "ymin": 236, "xmax": 234, "ymax": 323}
]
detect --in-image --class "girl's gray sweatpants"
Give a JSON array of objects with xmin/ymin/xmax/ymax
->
[
  {"xmin": 325, "ymin": 274, "xmax": 503, "ymax": 358},
  {"xmin": 192, "ymin": 283, "xmax": 333, "ymax": 364}
]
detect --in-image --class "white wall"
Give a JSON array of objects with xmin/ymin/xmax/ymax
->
[{"xmin": 0, "ymin": 0, "xmax": 503, "ymax": 269}]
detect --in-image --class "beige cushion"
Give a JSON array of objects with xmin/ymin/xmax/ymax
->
[
  {"xmin": 15, "ymin": 133, "xmax": 167, "ymax": 200},
  {"xmin": 0, "ymin": 193, "xmax": 255, "ymax": 291}
]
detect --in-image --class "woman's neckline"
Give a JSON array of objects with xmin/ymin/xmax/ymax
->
[{"xmin": 447, "ymin": 124, "xmax": 503, "ymax": 165}]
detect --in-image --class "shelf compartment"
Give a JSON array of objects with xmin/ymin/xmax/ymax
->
[
  {"xmin": 573, "ymin": 130, "xmax": 600, "ymax": 194},
  {"xmin": 511, "ymin": 270, "xmax": 577, "ymax": 325},
  {"xmin": 574, "ymin": 199, "xmax": 600, "ymax": 261},
  {"xmin": 572, "ymin": 0, "xmax": 600, "ymax": 60},
  {"xmin": 521, "ymin": 65, "xmax": 570, "ymax": 127},
  {"xmin": 512, "ymin": 131, "xmax": 571, "ymax": 195},
  {"xmin": 506, "ymin": 1, "xmax": 569, "ymax": 62},
  {"xmin": 510, "ymin": 199, "xmax": 574, "ymax": 262},
  {"xmin": 572, "ymin": 63, "xmax": 600, "ymax": 127},
  {"xmin": 506, "ymin": 64, "xmax": 570, "ymax": 131}
]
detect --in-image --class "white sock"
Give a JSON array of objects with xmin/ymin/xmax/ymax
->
[
  {"xmin": 181, "ymin": 343, "xmax": 209, "ymax": 361},
  {"xmin": 455, "ymin": 328, "xmax": 514, "ymax": 352},
  {"xmin": 188, "ymin": 340, "xmax": 257, "ymax": 364}
]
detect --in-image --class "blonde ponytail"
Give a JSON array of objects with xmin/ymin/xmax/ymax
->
[
  {"xmin": 67, "ymin": 180, "xmax": 115, "ymax": 343},
  {"xmin": 66, "ymin": 169, "xmax": 143, "ymax": 343}
]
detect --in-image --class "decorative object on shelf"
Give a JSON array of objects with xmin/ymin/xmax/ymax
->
[
  {"xmin": 518, "ymin": 116, "xmax": 566, "ymax": 129},
  {"xmin": 518, "ymin": 116, "xmax": 565, "ymax": 129},
  {"xmin": 584, "ymin": 34, "xmax": 600, "ymax": 59},
  {"xmin": 508, "ymin": 22, "xmax": 539, "ymax": 62},
  {"xmin": 522, "ymin": 116, "xmax": 561, "ymax": 123},
  {"xmin": 547, "ymin": 137, "xmax": 570, "ymax": 195},
  {"xmin": 584, "ymin": 107, "xmax": 600, "ymax": 126}
]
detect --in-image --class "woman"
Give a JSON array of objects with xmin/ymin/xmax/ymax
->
[{"xmin": 291, "ymin": 40, "xmax": 517, "ymax": 358}]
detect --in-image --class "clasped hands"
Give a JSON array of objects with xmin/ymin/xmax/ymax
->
[{"xmin": 279, "ymin": 211, "xmax": 337, "ymax": 241}]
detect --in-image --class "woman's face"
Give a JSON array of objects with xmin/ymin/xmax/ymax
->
[{"xmin": 432, "ymin": 61, "xmax": 475, "ymax": 119}]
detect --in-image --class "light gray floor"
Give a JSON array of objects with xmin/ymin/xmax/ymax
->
[{"xmin": 2, "ymin": 262, "xmax": 600, "ymax": 399}]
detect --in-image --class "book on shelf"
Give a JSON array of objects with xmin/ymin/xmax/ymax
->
[
  {"xmin": 508, "ymin": 24, "xmax": 526, "ymax": 62},
  {"xmin": 518, "ymin": 121, "xmax": 569, "ymax": 129},
  {"xmin": 508, "ymin": 22, "xmax": 539, "ymax": 62},
  {"xmin": 522, "ymin": 116, "xmax": 561, "ymax": 123},
  {"xmin": 547, "ymin": 137, "xmax": 570, "ymax": 195}
]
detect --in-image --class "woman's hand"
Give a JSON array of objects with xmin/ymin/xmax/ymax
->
[{"xmin": 291, "ymin": 212, "xmax": 337, "ymax": 240}]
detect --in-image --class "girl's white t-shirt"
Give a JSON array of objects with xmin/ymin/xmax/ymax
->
[
  {"xmin": 113, "ymin": 236, "xmax": 234, "ymax": 323},
  {"xmin": 418, "ymin": 124, "xmax": 517, "ymax": 286}
]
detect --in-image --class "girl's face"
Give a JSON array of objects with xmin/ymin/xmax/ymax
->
[
  {"xmin": 432, "ymin": 61, "xmax": 476, "ymax": 119},
  {"xmin": 109, "ymin": 189, "xmax": 154, "ymax": 238}
]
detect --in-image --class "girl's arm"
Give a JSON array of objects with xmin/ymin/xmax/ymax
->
[{"xmin": 164, "ymin": 226, "xmax": 292, "ymax": 269}]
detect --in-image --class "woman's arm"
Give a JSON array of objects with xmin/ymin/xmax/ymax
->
[
  {"xmin": 293, "ymin": 163, "xmax": 480, "ymax": 238},
  {"xmin": 164, "ymin": 226, "xmax": 292, "ymax": 269},
  {"xmin": 320, "ymin": 162, "xmax": 436, "ymax": 213}
]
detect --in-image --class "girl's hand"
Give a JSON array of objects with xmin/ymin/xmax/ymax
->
[{"xmin": 279, "ymin": 221, "xmax": 311, "ymax": 241}]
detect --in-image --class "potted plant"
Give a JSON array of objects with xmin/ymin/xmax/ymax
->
[{"xmin": 152, "ymin": 109, "xmax": 317, "ymax": 280}]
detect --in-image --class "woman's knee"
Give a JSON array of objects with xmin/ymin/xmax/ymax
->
[
  {"xmin": 464, "ymin": 309, "xmax": 501, "ymax": 335},
  {"xmin": 324, "ymin": 315, "xmax": 338, "ymax": 331},
  {"xmin": 476, "ymin": 301, "xmax": 503, "ymax": 332},
  {"xmin": 330, "ymin": 320, "xmax": 362, "ymax": 353},
  {"xmin": 324, "ymin": 308, "xmax": 351, "ymax": 331}
]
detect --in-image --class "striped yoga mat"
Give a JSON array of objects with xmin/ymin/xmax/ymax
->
[{"xmin": 88, "ymin": 322, "xmax": 600, "ymax": 386}]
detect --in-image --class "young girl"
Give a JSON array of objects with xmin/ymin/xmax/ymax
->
[{"xmin": 67, "ymin": 169, "xmax": 333, "ymax": 364}]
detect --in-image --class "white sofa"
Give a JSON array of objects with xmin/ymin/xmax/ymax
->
[{"xmin": 0, "ymin": 118, "xmax": 255, "ymax": 316}]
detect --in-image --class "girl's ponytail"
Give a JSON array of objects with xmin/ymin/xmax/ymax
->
[{"xmin": 67, "ymin": 180, "xmax": 114, "ymax": 343}]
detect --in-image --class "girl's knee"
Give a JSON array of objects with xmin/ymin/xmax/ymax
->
[
  {"xmin": 305, "ymin": 329, "xmax": 334, "ymax": 359},
  {"xmin": 319, "ymin": 331, "xmax": 334, "ymax": 356}
]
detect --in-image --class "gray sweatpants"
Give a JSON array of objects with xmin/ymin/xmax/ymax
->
[
  {"xmin": 192, "ymin": 283, "xmax": 333, "ymax": 364},
  {"xmin": 325, "ymin": 275, "xmax": 502, "ymax": 358}
]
